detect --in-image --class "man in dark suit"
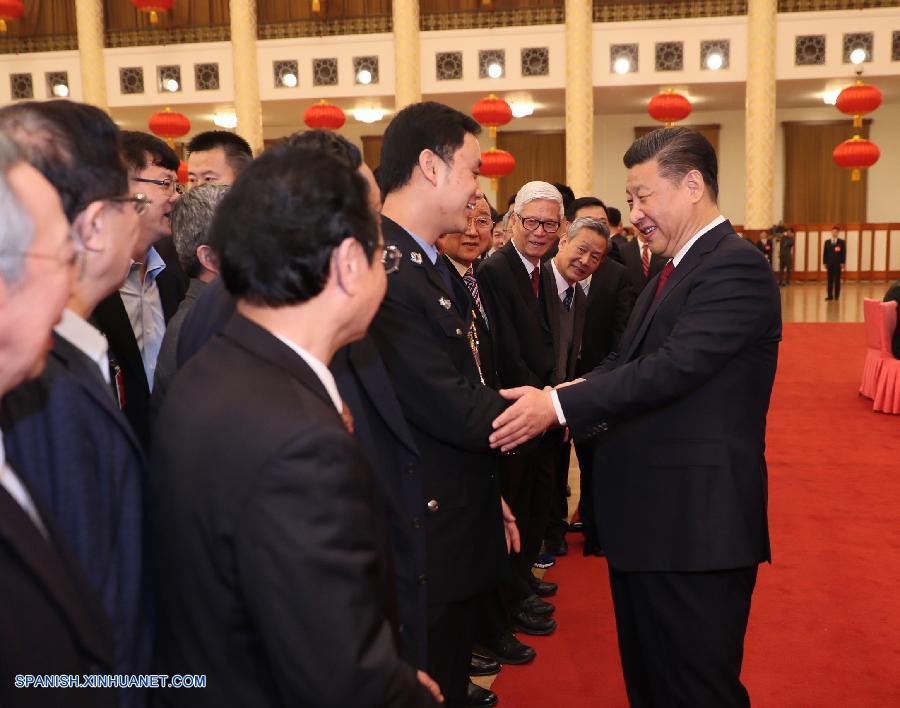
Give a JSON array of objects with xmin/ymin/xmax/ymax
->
[
  {"xmin": 370, "ymin": 102, "xmax": 516, "ymax": 707},
  {"xmin": 0, "ymin": 99, "xmax": 153, "ymax": 703},
  {"xmin": 756, "ymin": 230, "xmax": 774, "ymax": 265},
  {"xmin": 0, "ymin": 135, "xmax": 115, "ymax": 708},
  {"xmin": 606, "ymin": 206, "xmax": 630, "ymax": 257},
  {"xmin": 778, "ymin": 227, "xmax": 795, "ymax": 286},
  {"xmin": 490, "ymin": 127, "xmax": 781, "ymax": 707},
  {"xmin": 92, "ymin": 132, "xmax": 187, "ymax": 449},
  {"xmin": 150, "ymin": 143, "xmax": 439, "ymax": 707},
  {"xmin": 824, "ymin": 225, "xmax": 847, "ymax": 300},
  {"xmin": 620, "ymin": 227, "xmax": 667, "ymax": 300}
]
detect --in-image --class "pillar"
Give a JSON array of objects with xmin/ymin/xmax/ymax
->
[
  {"xmin": 392, "ymin": 0, "xmax": 421, "ymax": 111},
  {"xmin": 564, "ymin": 0, "xmax": 594, "ymax": 197},
  {"xmin": 229, "ymin": 0, "xmax": 264, "ymax": 154},
  {"xmin": 745, "ymin": 0, "xmax": 777, "ymax": 233},
  {"xmin": 75, "ymin": 0, "xmax": 108, "ymax": 111}
]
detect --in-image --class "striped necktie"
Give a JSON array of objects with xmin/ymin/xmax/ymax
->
[{"xmin": 463, "ymin": 266, "xmax": 489, "ymax": 330}]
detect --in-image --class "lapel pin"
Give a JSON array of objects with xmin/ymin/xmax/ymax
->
[
  {"xmin": 439, "ymin": 297, "xmax": 452, "ymax": 310},
  {"xmin": 410, "ymin": 252, "xmax": 422, "ymax": 265}
]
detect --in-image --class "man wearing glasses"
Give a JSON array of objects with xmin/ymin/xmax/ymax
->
[
  {"xmin": 477, "ymin": 181, "xmax": 565, "ymax": 635},
  {"xmin": 93, "ymin": 131, "xmax": 187, "ymax": 449}
]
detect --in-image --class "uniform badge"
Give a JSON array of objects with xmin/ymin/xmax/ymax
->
[
  {"xmin": 410, "ymin": 252, "xmax": 423, "ymax": 265},
  {"xmin": 439, "ymin": 297, "xmax": 452, "ymax": 310}
]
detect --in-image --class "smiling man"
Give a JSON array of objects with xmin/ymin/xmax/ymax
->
[{"xmin": 489, "ymin": 127, "xmax": 782, "ymax": 707}]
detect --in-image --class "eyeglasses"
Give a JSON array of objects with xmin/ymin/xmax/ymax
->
[
  {"xmin": 132, "ymin": 176, "xmax": 184, "ymax": 195},
  {"xmin": 381, "ymin": 244, "xmax": 402, "ymax": 275},
  {"xmin": 0, "ymin": 225, "xmax": 83, "ymax": 270},
  {"xmin": 105, "ymin": 193, "xmax": 152, "ymax": 216},
  {"xmin": 518, "ymin": 215, "xmax": 561, "ymax": 235},
  {"xmin": 468, "ymin": 216, "xmax": 494, "ymax": 232}
]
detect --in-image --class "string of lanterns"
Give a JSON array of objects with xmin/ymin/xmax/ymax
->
[
  {"xmin": 832, "ymin": 78, "xmax": 882, "ymax": 182},
  {"xmin": 471, "ymin": 95, "xmax": 516, "ymax": 189}
]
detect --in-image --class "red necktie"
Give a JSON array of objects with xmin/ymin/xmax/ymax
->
[
  {"xmin": 531, "ymin": 266, "xmax": 540, "ymax": 298},
  {"xmin": 641, "ymin": 244, "xmax": 650, "ymax": 278},
  {"xmin": 653, "ymin": 261, "xmax": 674, "ymax": 302}
]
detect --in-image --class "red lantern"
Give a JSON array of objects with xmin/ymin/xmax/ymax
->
[
  {"xmin": 836, "ymin": 80, "xmax": 882, "ymax": 128},
  {"xmin": 472, "ymin": 94, "xmax": 513, "ymax": 138},
  {"xmin": 479, "ymin": 147, "xmax": 516, "ymax": 190},
  {"xmin": 832, "ymin": 135, "xmax": 880, "ymax": 182},
  {"xmin": 647, "ymin": 89, "xmax": 692, "ymax": 127},
  {"xmin": 177, "ymin": 160, "xmax": 188, "ymax": 185},
  {"xmin": 131, "ymin": 0, "xmax": 174, "ymax": 24},
  {"xmin": 0, "ymin": 0, "xmax": 24, "ymax": 33},
  {"xmin": 148, "ymin": 107, "xmax": 191, "ymax": 148},
  {"xmin": 303, "ymin": 100, "xmax": 346, "ymax": 131}
]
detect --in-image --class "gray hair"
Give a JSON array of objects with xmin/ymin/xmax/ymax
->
[
  {"xmin": 501, "ymin": 207, "xmax": 513, "ymax": 231},
  {"xmin": 0, "ymin": 133, "xmax": 33, "ymax": 286},
  {"xmin": 514, "ymin": 181, "xmax": 564, "ymax": 221},
  {"xmin": 567, "ymin": 216, "xmax": 610, "ymax": 242},
  {"xmin": 171, "ymin": 183, "xmax": 230, "ymax": 278}
]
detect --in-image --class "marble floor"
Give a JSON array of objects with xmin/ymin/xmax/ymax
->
[{"xmin": 779, "ymin": 280, "xmax": 894, "ymax": 323}]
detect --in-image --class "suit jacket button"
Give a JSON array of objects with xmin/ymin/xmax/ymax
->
[
  {"xmin": 455, "ymin": 328, "xmax": 463, "ymax": 336},
  {"xmin": 412, "ymin": 517, "xmax": 423, "ymax": 529},
  {"xmin": 427, "ymin": 499, "xmax": 439, "ymax": 512},
  {"xmin": 418, "ymin": 574, "xmax": 428, "ymax": 585},
  {"xmin": 406, "ymin": 462, "xmax": 416, "ymax": 474}
]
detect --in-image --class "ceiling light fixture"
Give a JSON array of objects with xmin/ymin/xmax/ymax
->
[
  {"xmin": 356, "ymin": 69, "xmax": 373, "ymax": 85},
  {"xmin": 281, "ymin": 72, "xmax": 298, "ymax": 88},
  {"xmin": 706, "ymin": 52, "xmax": 724, "ymax": 71},
  {"xmin": 822, "ymin": 89, "xmax": 840, "ymax": 106},
  {"xmin": 487, "ymin": 62, "xmax": 503, "ymax": 79},
  {"xmin": 52, "ymin": 83, "xmax": 69, "ymax": 97},
  {"xmin": 849, "ymin": 48, "xmax": 867, "ymax": 65},
  {"xmin": 212, "ymin": 111, "xmax": 237, "ymax": 129},
  {"xmin": 163, "ymin": 78, "xmax": 179, "ymax": 92},
  {"xmin": 613, "ymin": 56, "xmax": 631, "ymax": 75},
  {"xmin": 353, "ymin": 108, "xmax": 385, "ymax": 124},
  {"xmin": 509, "ymin": 101, "xmax": 534, "ymax": 118}
]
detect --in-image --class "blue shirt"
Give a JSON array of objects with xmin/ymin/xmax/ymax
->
[
  {"xmin": 406, "ymin": 230, "xmax": 439, "ymax": 265},
  {"xmin": 119, "ymin": 246, "xmax": 167, "ymax": 391}
]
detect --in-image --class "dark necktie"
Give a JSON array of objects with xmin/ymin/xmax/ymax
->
[
  {"xmin": 531, "ymin": 266, "xmax": 540, "ymax": 298},
  {"xmin": 641, "ymin": 243, "xmax": 651, "ymax": 278},
  {"xmin": 463, "ymin": 266, "xmax": 489, "ymax": 329},
  {"xmin": 653, "ymin": 261, "xmax": 675, "ymax": 303},
  {"xmin": 563, "ymin": 285, "xmax": 574, "ymax": 312}
]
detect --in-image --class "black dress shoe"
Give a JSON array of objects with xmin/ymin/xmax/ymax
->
[
  {"xmin": 544, "ymin": 536, "xmax": 568, "ymax": 557},
  {"xmin": 470, "ymin": 653, "xmax": 501, "ymax": 677},
  {"xmin": 517, "ymin": 594, "xmax": 555, "ymax": 617},
  {"xmin": 512, "ymin": 607, "xmax": 557, "ymax": 636},
  {"xmin": 474, "ymin": 632, "xmax": 537, "ymax": 665},
  {"xmin": 466, "ymin": 681, "xmax": 498, "ymax": 707},
  {"xmin": 530, "ymin": 576, "xmax": 558, "ymax": 598}
]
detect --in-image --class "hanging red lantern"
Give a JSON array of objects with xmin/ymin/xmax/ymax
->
[
  {"xmin": 0, "ymin": 0, "xmax": 23, "ymax": 33},
  {"xmin": 303, "ymin": 100, "xmax": 346, "ymax": 131},
  {"xmin": 472, "ymin": 94, "xmax": 513, "ymax": 138},
  {"xmin": 647, "ymin": 89, "xmax": 692, "ymax": 127},
  {"xmin": 148, "ymin": 107, "xmax": 191, "ymax": 148},
  {"xmin": 832, "ymin": 136, "xmax": 880, "ymax": 182},
  {"xmin": 177, "ymin": 160, "xmax": 188, "ymax": 185},
  {"xmin": 131, "ymin": 0, "xmax": 174, "ymax": 24},
  {"xmin": 836, "ymin": 80, "xmax": 882, "ymax": 128},
  {"xmin": 479, "ymin": 147, "xmax": 516, "ymax": 190}
]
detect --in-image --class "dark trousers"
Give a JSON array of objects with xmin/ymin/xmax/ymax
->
[
  {"xmin": 428, "ymin": 598, "xmax": 476, "ymax": 707},
  {"xmin": 546, "ymin": 437, "xmax": 571, "ymax": 543},
  {"xmin": 778, "ymin": 254, "xmax": 793, "ymax": 284},
  {"xmin": 608, "ymin": 564, "xmax": 758, "ymax": 708},
  {"xmin": 826, "ymin": 265, "xmax": 842, "ymax": 299},
  {"xmin": 574, "ymin": 440, "xmax": 601, "ymax": 549}
]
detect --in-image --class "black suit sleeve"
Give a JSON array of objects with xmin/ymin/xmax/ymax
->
[
  {"xmin": 236, "ymin": 427, "xmax": 432, "ymax": 708},
  {"xmin": 559, "ymin": 249, "xmax": 778, "ymax": 436}
]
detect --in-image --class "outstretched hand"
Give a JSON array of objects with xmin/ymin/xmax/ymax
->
[
  {"xmin": 501, "ymin": 497, "xmax": 520, "ymax": 554},
  {"xmin": 489, "ymin": 386, "xmax": 558, "ymax": 452}
]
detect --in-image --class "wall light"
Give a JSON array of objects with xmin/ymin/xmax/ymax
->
[
  {"xmin": 353, "ymin": 108, "xmax": 385, "ymax": 124},
  {"xmin": 705, "ymin": 52, "xmax": 724, "ymax": 71},
  {"xmin": 212, "ymin": 111, "xmax": 238, "ymax": 129},
  {"xmin": 356, "ymin": 69, "xmax": 373, "ymax": 85},
  {"xmin": 52, "ymin": 82, "xmax": 69, "ymax": 97},
  {"xmin": 509, "ymin": 101, "xmax": 534, "ymax": 118},
  {"xmin": 163, "ymin": 78, "xmax": 179, "ymax": 92},
  {"xmin": 281, "ymin": 72, "xmax": 298, "ymax": 88},
  {"xmin": 613, "ymin": 56, "xmax": 632, "ymax": 75},
  {"xmin": 822, "ymin": 89, "xmax": 840, "ymax": 105},
  {"xmin": 487, "ymin": 62, "xmax": 503, "ymax": 79},
  {"xmin": 849, "ymin": 47, "xmax": 867, "ymax": 65}
]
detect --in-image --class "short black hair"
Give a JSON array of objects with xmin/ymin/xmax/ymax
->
[
  {"xmin": 567, "ymin": 196, "xmax": 606, "ymax": 222},
  {"xmin": 606, "ymin": 207, "xmax": 622, "ymax": 227},
  {"xmin": 211, "ymin": 142, "xmax": 377, "ymax": 307},
  {"xmin": 623, "ymin": 127, "xmax": 719, "ymax": 201},
  {"xmin": 0, "ymin": 100, "xmax": 127, "ymax": 221},
  {"xmin": 286, "ymin": 129, "xmax": 362, "ymax": 170},
  {"xmin": 379, "ymin": 101, "xmax": 481, "ymax": 195},
  {"xmin": 121, "ymin": 131, "xmax": 180, "ymax": 173},
  {"xmin": 187, "ymin": 130, "xmax": 253, "ymax": 176},
  {"xmin": 553, "ymin": 183, "xmax": 575, "ymax": 214}
]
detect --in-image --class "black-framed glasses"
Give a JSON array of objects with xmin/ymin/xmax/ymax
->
[
  {"xmin": 468, "ymin": 216, "xmax": 494, "ymax": 232},
  {"xmin": 518, "ymin": 215, "xmax": 561, "ymax": 234},
  {"xmin": 132, "ymin": 176, "xmax": 184, "ymax": 195},
  {"xmin": 105, "ymin": 193, "xmax": 152, "ymax": 216},
  {"xmin": 381, "ymin": 245, "xmax": 402, "ymax": 275}
]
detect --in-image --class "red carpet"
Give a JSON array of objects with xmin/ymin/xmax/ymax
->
[{"xmin": 492, "ymin": 323, "xmax": 900, "ymax": 706}]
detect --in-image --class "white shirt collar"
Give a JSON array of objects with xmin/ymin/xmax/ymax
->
[
  {"xmin": 511, "ymin": 239, "xmax": 538, "ymax": 275},
  {"xmin": 272, "ymin": 334, "xmax": 343, "ymax": 414},
  {"xmin": 54, "ymin": 308, "xmax": 110, "ymax": 383},
  {"xmin": 550, "ymin": 258, "xmax": 572, "ymax": 301},
  {"xmin": 672, "ymin": 214, "xmax": 727, "ymax": 268},
  {"xmin": 447, "ymin": 256, "xmax": 471, "ymax": 278}
]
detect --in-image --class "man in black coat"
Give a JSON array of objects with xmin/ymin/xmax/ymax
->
[
  {"xmin": 369, "ymin": 102, "xmax": 515, "ymax": 707},
  {"xmin": 823, "ymin": 225, "xmax": 847, "ymax": 300},
  {"xmin": 0, "ymin": 135, "xmax": 115, "ymax": 708},
  {"xmin": 490, "ymin": 127, "xmax": 781, "ymax": 707},
  {"xmin": 150, "ymin": 143, "xmax": 439, "ymax": 707}
]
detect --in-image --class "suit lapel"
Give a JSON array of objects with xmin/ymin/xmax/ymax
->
[
  {"xmin": 541, "ymin": 265, "xmax": 562, "ymax": 364},
  {"xmin": 499, "ymin": 242, "xmax": 551, "ymax": 335},
  {"xmin": 91, "ymin": 292, "xmax": 146, "ymax": 390}
]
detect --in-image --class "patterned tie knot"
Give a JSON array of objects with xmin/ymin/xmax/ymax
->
[{"xmin": 563, "ymin": 285, "xmax": 574, "ymax": 311}]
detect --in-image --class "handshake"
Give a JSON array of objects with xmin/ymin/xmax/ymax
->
[{"xmin": 488, "ymin": 380, "xmax": 584, "ymax": 452}]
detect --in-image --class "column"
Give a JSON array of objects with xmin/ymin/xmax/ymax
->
[
  {"xmin": 75, "ymin": 0, "xmax": 108, "ymax": 111},
  {"xmin": 392, "ymin": 0, "xmax": 421, "ymax": 111},
  {"xmin": 229, "ymin": 0, "xmax": 263, "ymax": 154},
  {"xmin": 564, "ymin": 0, "xmax": 594, "ymax": 197},
  {"xmin": 745, "ymin": 0, "xmax": 777, "ymax": 233}
]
